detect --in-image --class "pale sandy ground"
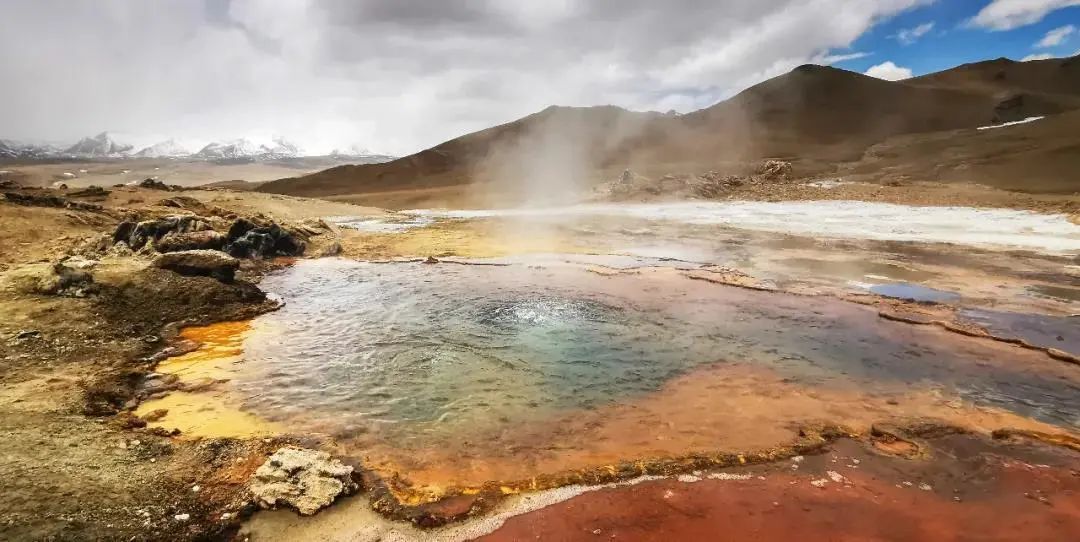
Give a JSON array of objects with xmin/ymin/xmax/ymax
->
[{"xmin": 0, "ymin": 157, "xmax": 352, "ymax": 188}]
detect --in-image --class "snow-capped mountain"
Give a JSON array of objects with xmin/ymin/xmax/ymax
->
[
  {"xmin": 0, "ymin": 139, "xmax": 20, "ymax": 159},
  {"xmin": 194, "ymin": 136, "xmax": 302, "ymax": 161},
  {"xmin": 134, "ymin": 139, "xmax": 191, "ymax": 158},
  {"xmin": 329, "ymin": 144, "xmax": 396, "ymax": 163},
  {"xmin": 194, "ymin": 139, "xmax": 262, "ymax": 160},
  {"xmin": 1, "ymin": 132, "xmax": 392, "ymax": 163},
  {"xmin": 0, "ymin": 138, "xmax": 63, "ymax": 160},
  {"xmin": 64, "ymin": 132, "xmax": 134, "ymax": 157},
  {"xmin": 264, "ymin": 136, "xmax": 301, "ymax": 159}
]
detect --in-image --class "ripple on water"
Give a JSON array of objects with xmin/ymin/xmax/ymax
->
[{"xmin": 230, "ymin": 258, "xmax": 1079, "ymax": 452}]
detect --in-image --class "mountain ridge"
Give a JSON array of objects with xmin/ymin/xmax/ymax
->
[{"xmin": 257, "ymin": 55, "xmax": 1080, "ymax": 199}]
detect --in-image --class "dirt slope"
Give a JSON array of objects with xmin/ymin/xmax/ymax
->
[
  {"xmin": 842, "ymin": 109, "xmax": 1080, "ymax": 194},
  {"xmin": 258, "ymin": 56, "xmax": 1080, "ymax": 199},
  {"xmin": 907, "ymin": 56, "xmax": 1080, "ymax": 121}
]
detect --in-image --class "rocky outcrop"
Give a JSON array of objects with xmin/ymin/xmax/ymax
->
[
  {"xmin": 249, "ymin": 447, "xmax": 356, "ymax": 516},
  {"xmin": 598, "ymin": 160, "xmax": 795, "ymax": 201},
  {"xmin": 113, "ymin": 215, "xmax": 213, "ymax": 251},
  {"xmin": 224, "ymin": 220, "xmax": 306, "ymax": 259},
  {"xmin": 151, "ymin": 250, "xmax": 239, "ymax": 282},
  {"xmin": 756, "ymin": 159, "xmax": 792, "ymax": 179},
  {"xmin": 155, "ymin": 230, "xmax": 226, "ymax": 253}
]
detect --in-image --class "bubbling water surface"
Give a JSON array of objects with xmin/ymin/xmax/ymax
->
[{"xmin": 232, "ymin": 257, "xmax": 1080, "ymax": 455}]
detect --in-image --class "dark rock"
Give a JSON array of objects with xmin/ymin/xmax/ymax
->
[
  {"xmin": 156, "ymin": 230, "xmax": 226, "ymax": 253},
  {"xmin": 152, "ymin": 250, "xmax": 240, "ymax": 282},
  {"xmin": 139, "ymin": 178, "xmax": 171, "ymax": 190},
  {"xmin": 158, "ymin": 196, "xmax": 203, "ymax": 209},
  {"xmin": 226, "ymin": 230, "xmax": 274, "ymax": 259},
  {"xmin": 14, "ymin": 329, "xmax": 41, "ymax": 340},
  {"xmin": 68, "ymin": 186, "xmax": 109, "ymax": 198},
  {"xmin": 224, "ymin": 220, "xmax": 306, "ymax": 259},
  {"xmin": 226, "ymin": 218, "xmax": 256, "ymax": 243},
  {"xmin": 112, "ymin": 221, "xmax": 136, "ymax": 245}
]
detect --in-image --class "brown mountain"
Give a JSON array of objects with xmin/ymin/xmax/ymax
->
[
  {"xmin": 907, "ymin": 56, "xmax": 1080, "ymax": 121},
  {"xmin": 258, "ymin": 55, "xmax": 1080, "ymax": 201}
]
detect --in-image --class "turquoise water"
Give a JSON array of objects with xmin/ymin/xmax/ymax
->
[{"xmin": 233, "ymin": 258, "xmax": 1080, "ymax": 444}]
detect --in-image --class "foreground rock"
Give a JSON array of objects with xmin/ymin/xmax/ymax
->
[
  {"xmin": 249, "ymin": 447, "xmax": 357, "ymax": 516},
  {"xmin": 151, "ymin": 250, "xmax": 239, "ymax": 282},
  {"xmin": 155, "ymin": 230, "xmax": 226, "ymax": 253}
]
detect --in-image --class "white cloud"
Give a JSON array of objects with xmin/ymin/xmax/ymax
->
[
  {"xmin": 1021, "ymin": 52, "xmax": 1056, "ymax": 60},
  {"xmin": 864, "ymin": 61, "xmax": 914, "ymax": 80},
  {"xmin": 0, "ymin": 0, "xmax": 935, "ymax": 155},
  {"xmin": 970, "ymin": 0, "xmax": 1080, "ymax": 31},
  {"xmin": 1036, "ymin": 24, "xmax": 1076, "ymax": 47},
  {"xmin": 818, "ymin": 51, "xmax": 872, "ymax": 64},
  {"xmin": 894, "ymin": 21, "xmax": 935, "ymax": 44}
]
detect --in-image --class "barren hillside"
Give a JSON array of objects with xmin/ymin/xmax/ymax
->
[{"xmin": 258, "ymin": 56, "xmax": 1080, "ymax": 200}]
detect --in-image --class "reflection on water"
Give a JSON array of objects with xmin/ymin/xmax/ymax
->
[
  {"xmin": 232, "ymin": 258, "xmax": 1079, "ymax": 453},
  {"xmin": 960, "ymin": 308, "xmax": 1080, "ymax": 353},
  {"xmin": 868, "ymin": 282, "xmax": 961, "ymax": 303},
  {"xmin": 1029, "ymin": 284, "xmax": 1080, "ymax": 303}
]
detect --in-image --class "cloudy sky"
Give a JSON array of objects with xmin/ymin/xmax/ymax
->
[{"xmin": 1, "ymin": 0, "xmax": 1077, "ymax": 155}]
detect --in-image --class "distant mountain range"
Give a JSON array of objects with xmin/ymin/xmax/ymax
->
[{"xmin": 0, "ymin": 133, "xmax": 394, "ymax": 163}]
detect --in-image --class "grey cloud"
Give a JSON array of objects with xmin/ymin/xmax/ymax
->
[{"xmin": 0, "ymin": 0, "xmax": 932, "ymax": 155}]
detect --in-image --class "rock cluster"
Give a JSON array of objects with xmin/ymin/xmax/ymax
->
[
  {"xmin": 249, "ymin": 447, "xmax": 357, "ymax": 516},
  {"xmin": 106, "ymin": 212, "xmax": 322, "ymax": 282},
  {"xmin": 598, "ymin": 160, "xmax": 794, "ymax": 201},
  {"xmin": 113, "ymin": 215, "xmax": 214, "ymax": 251}
]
